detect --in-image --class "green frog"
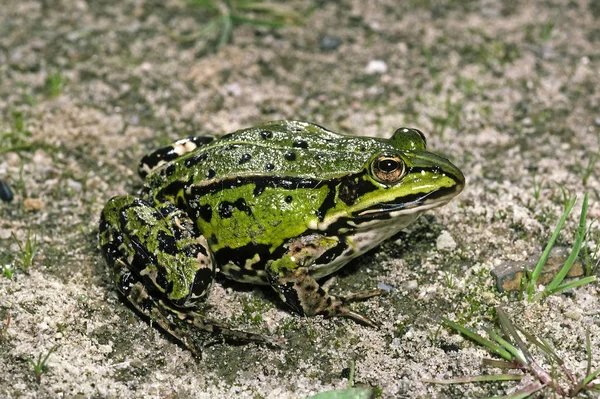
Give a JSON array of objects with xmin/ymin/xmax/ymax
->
[{"xmin": 99, "ymin": 120, "xmax": 464, "ymax": 354}]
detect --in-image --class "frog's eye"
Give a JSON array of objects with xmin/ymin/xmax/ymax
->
[{"xmin": 371, "ymin": 153, "xmax": 406, "ymax": 184}]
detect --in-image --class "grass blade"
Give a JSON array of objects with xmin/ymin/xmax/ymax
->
[
  {"xmin": 483, "ymin": 328, "xmax": 525, "ymax": 364},
  {"xmin": 551, "ymin": 276, "xmax": 596, "ymax": 295},
  {"xmin": 527, "ymin": 197, "xmax": 576, "ymax": 301},
  {"xmin": 442, "ymin": 318, "xmax": 513, "ymax": 361},
  {"xmin": 496, "ymin": 308, "xmax": 531, "ymax": 362},
  {"xmin": 546, "ymin": 193, "xmax": 588, "ymax": 293},
  {"xmin": 423, "ymin": 374, "xmax": 523, "ymax": 384},
  {"xmin": 488, "ymin": 381, "xmax": 545, "ymax": 399},
  {"xmin": 482, "ymin": 358, "xmax": 522, "ymax": 369}
]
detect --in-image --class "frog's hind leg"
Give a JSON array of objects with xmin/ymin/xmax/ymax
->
[
  {"xmin": 111, "ymin": 258, "xmax": 277, "ymax": 356},
  {"xmin": 99, "ymin": 195, "xmax": 275, "ymax": 355},
  {"xmin": 268, "ymin": 266, "xmax": 379, "ymax": 328},
  {"xmin": 265, "ymin": 235, "xmax": 382, "ymax": 328},
  {"xmin": 138, "ymin": 136, "xmax": 215, "ymax": 178}
]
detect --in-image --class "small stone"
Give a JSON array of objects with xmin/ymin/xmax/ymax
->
[
  {"xmin": 224, "ymin": 83, "xmax": 242, "ymax": 97},
  {"xmin": 23, "ymin": 197, "xmax": 45, "ymax": 211},
  {"xmin": 492, "ymin": 246, "xmax": 585, "ymax": 292},
  {"xmin": 319, "ymin": 35, "xmax": 342, "ymax": 51},
  {"xmin": 436, "ymin": 230, "xmax": 457, "ymax": 252},
  {"xmin": 377, "ymin": 282, "xmax": 393, "ymax": 293},
  {"xmin": 365, "ymin": 60, "xmax": 388, "ymax": 74},
  {"xmin": 67, "ymin": 179, "xmax": 82, "ymax": 192}
]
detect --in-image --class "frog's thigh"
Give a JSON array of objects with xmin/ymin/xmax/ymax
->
[{"xmin": 99, "ymin": 195, "xmax": 214, "ymax": 308}]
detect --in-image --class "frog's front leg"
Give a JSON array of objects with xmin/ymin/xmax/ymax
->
[
  {"xmin": 266, "ymin": 235, "xmax": 380, "ymax": 328},
  {"xmin": 99, "ymin": 195, "xmax": 274, "ymax": 355}
]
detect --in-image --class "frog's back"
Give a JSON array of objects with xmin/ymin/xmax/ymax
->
[{"xmin": 144, "ymin": 121, "xmax": 392, "ymax": 196}]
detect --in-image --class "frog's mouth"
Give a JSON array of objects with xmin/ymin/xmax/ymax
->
[{"xmin": 354, "ymin": 185, "xmax": 462, "ymax": 222}]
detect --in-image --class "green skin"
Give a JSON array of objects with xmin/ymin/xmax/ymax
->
[{"xmin": 99, "ymin": 120, "xmax": 464, "ymax": 354}]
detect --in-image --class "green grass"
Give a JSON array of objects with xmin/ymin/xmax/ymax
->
[
  {"xmin": 431, "ymin": 308, "xmax": 600, "ymax": 398},
  {"xmin": 306, "ymin": 360, "xmax": 377, "ymax": 399},
  {"xmin": 531, "ymin": 173, "xmax": 545, "ymax": 200},
  {"xmin": 0, "ymin": 264, "xmax": 13, "ymax": 279},
  {"xmin": 0, "ymin": 112, "xmax": 34, "ymax": 154},
  {"xmin": 184, "ymin": 0, "xmax": 303, "ymax": 50},
  {"xmin": 11, "ymin": 230, "xmax": 38, "ymax": 274},
  {"xmin": 27, "ymin": 346, "xmax": 57, "ymax": 384},
  {"xmin": 525, "ymin": 193, "xmax": 595, "ymax": 302},
  {"xmin": 44, "ymin": 72, "xmax": 66, "ymax": 98}
]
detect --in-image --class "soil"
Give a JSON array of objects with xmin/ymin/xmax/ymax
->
[{"xmin": 1, "ymin": 0, "xmax": 599, "ymax": 398}]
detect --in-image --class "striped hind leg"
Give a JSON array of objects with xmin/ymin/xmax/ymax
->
[{"xmin": 99, "ymin": 195, "xmax": 275, "ymax": 355}]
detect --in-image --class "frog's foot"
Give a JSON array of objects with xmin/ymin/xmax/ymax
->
[
  {"xmin": 112, "ymin": 264, "xmax": 279, "ymax": 356},
  {"xmin": 99, "ymin": 195, "xmax": 276, "ymax": 355},
  {"xmin": 267, "ymin": 266, "xmax": 379, "ymax": 328}
]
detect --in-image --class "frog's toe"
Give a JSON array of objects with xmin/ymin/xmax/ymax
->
[{"xmin": 320, "ymin": 301, "xmax": 379, "ymax": 328}]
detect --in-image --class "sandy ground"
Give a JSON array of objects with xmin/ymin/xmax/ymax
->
[{"xmin": 1, "ymin": 0, "xmax": 599, "ymax": 398}]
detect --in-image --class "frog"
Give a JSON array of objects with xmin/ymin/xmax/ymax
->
[{"xmin": 98, "ymin": 120, "xmax": 464, "ymax": 354}]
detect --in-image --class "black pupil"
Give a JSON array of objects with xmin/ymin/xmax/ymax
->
[{"xmin": 379, "ymin": 158, "xmax": 398, "ymax": 173}]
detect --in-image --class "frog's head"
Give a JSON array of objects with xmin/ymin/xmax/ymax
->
[{"xmin": 329, "ymin": 128, "xmax": 464, "ymax": 230}]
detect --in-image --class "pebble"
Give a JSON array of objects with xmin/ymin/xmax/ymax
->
[
  {"xmin": 436, "ymin": 230, "xmax": 457, "ymax": 252},
  {"xmin": 319, "ymin": 35, "xmax": 342, "ymax": 51},
  {"xmin": 67, "ymin": 179, "xmax": 82, "ymax": 192},
  {"xmin": 365, "ymin": 60, "xmax": 388, "ymax": 74},
  {"xmin": 23, "ymin": 197, "xmax": 45, "ymax": 211}
]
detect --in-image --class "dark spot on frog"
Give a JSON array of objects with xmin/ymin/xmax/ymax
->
[
  {"xmin": 253, "ymin": 185, "xmax": 265, "ymax": 196},
  {"xmin": 207, "ymin": 169, "xmax": 216, "ymax": 179},
  {"xmin": 225, "ymin": 144, "xmax": 240, "ymax": 151},
  {"xmin": 285, "ymin": 195, "xmax": 293, "ymax": 203},
  {"xmin": 198, "ymin": 204, "xmax": 212, "ymax": 223},
  {"xmin": 265, "ymin": 163, "xmax": 275, "ymax": 171},
  {"xmin": 184, "ymin": 152, "xmax": 208, "ymax": 168},
  {"xmin": 317, "ymin": 240, "xmax": 347, "ymax": 264},
  {"xmin": 191, "ymin": 268, "xmax": 214, "ymax": 298},
  {"xmin": 165, "ymin": 164, "xmax": 176, "ymax": 177},
  {"xmin": 292, "ymin": 140, "xmax": 308, "ymax": 149},
  {"xmin": 218, "ymin": 202, "xmax": 234, "ymax": 218},
  {"xmin": 338, "ymin": 175, "xmax": 378, "ymax": 206},
  {"xmin": 217, "ymin": 198, "xmax": 252, "ymax": 218},
  {"xmin": 241, "ymin": 267, "xmax": 258, "ymax": 277},
  {"xmin": 260, "ymin": 130, "xmax": 273, "ymax": 140},
  {"xmin": 284, "ymin": 152, "xmax": 296, "ymax": 161},
  {"xmin": 226, "ymin": 266, "xmax": 244, "ymax": 281},
  {"xmin": 304, "ymin": 282, "xmax": 317, "ymax": 292},
  {"xmin": 239, "ymin": 153, "xmax": 252, "ymax": 164},
  {"xmin": 359, "ymin": 146, "xmax": 366, "ymax": 152},
  {"xmin": 157, "ymin": 230, "xmax": 178, "ymax": 255},
  {"xmin": 155, "ymin": 268, "xmax": 172, "ymax": 292}
]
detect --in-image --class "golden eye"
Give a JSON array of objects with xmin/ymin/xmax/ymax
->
[{"xmin": 371, "ymin": 153, "xmax": 405, "ymax": 183}]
